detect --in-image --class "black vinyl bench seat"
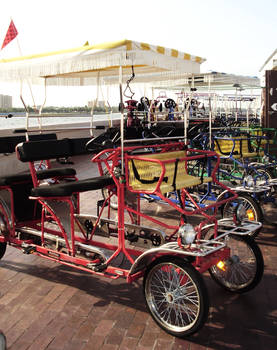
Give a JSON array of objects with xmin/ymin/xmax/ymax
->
[
  {"xmin": 0, "ymin": 168, "xmax": 76, "ymax": 186},
  {"xmin": 16, "ymin": 138, "xmax": 93, "ymax": 162},
  {"xmin": 0, "ymin": 133, "xmax": 57, "ymax": 154},
  {"xmin": 31, "ymin": 176, "xmax": 114, "ymax": 197}
]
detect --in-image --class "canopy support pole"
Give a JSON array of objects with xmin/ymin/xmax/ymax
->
[
  {"xmin": 37, "ymin": 78, "xmax": 48, "ymax": 133},
  {"xmin": 119, "ymin": 66, "xmax": 124, "ymax": 175},
  {"xmin": 90, "ymin": 72, "xmax": 100, "ymax": 136},
  {"xmin": 19, "ymin": 81, "xmax": 30, "ymax": 141},
  {"xmin": 208, "ymin": 76, "xmax": 212, "ymax": 150}
]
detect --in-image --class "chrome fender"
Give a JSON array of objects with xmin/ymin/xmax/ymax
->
[{"xmin": 128, "ymin": 244, "xmax": 191, "ymax": 277}]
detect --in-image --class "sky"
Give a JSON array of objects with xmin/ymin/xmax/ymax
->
[{"xmin": 0, "ymin": 0, "xmax": 276, "ymax": 107}]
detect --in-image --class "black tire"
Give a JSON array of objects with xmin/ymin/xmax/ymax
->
[
  {"xmin": 209, "ymin": 234, "xmax": 264, "ymax": 293},
  {"xmin": 143, "ymin": 256, "xmax": 209, "ymax": 337},
  {"xmin": 254, "ymin": 168, "xmax": 277, "ymax": 195},
  {"xmin": 0, "ymin": 242, "xmax": 6, "ymax": 260},
  {"xmin": 0, "ymin": 331, "xmax": 6, "ymax": 350},
  {"xmin": 222, "ymin": 193, "xmax": 263, "ymax": 237},
  {"xmin": 0, "ymin": 210, "xmax": 8, "ymax": 260},
  {"xmin": 101, "ymin": 169, "xmax": 118, "ymax": 210}
]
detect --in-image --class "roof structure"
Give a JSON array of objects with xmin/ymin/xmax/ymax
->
[
  {"xmin": 150, "ymin": 71, "xmax": 261, "ymax": 91},
  {"xmin": 0, "ymin": 39, "xmax": 206, "ymax": 86},
  {"xmin": 259, "ymin": 49, "xmax": 277, "ymax": 72}
]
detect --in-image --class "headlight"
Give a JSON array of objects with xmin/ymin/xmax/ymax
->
[
  {"xmin": 244, "ymin": 175, "xmax": 254, "ymax": 188},
  {"xmin": 234, "ymin": 203, "xmax": 246, "ymax": 223},
  {"xmin": 178, "ymin": 224, "xmax": 197, "ymax": 245}
]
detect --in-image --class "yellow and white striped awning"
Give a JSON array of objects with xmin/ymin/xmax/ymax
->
[{"xmin": 0, "ymin": 39, "xmax": 206, "ymax": 85}]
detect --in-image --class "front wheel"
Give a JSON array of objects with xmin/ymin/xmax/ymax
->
[
  {"xmin": 209, "ymin": 234, "xmax": 264, "ymax": 293},
  {"xmin": 222, "ymin": 193, "xmax": 263, "ymax": 237},
  {"xmin": 0, "ymin": 242, "xmax": 6, "ymax": 260},
  {"xmin": 143, "ymin": 257, "xmax": 209, "ymax": 337}
]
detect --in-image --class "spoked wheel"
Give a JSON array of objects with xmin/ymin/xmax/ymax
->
[
  {"xmin": 209, "ymin": 234, "xmax": 264, "ymax": 293},
  {"xmin": 101, "ymin": 169, "xmax": 118, "ymax": 210},
  {"xmin": 143, "ymin": 257, "xmax": 209, "ymax": 337},
  {"xmin": 101, "ymin": 187, "xmax": 118, "ymax": 210},
  {"xmin": 254, "ymin": 168, "xmax": 277, "ymax": 195},
  {"xmin": 0, "ymin": 242, "xmax": 7, "ymax": 260},
  {"xmin": 0, "ymin": 331, "xmax": 6, "ymax": 350},
  {"xmin": 222, "ymin": 193, "xmax": 263, "ymax": 237},
  {"xmin": 0, "ymin": 210, "xmax": 8, "ymax": 259}
]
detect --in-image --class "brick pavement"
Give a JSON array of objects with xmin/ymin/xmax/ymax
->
[{"xmin": 0, "ymin": 155, "xmax": 276, "ymax": 349}]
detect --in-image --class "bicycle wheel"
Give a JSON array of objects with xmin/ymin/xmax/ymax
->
[
  {"xmin": 0, "ymin": 331, "xmax": 6, "ymax": 350},
  {"xmin": 0, "ymin": 242, "xmax": 6, "ymax": 260},
  {"xmin": 254, "ymin": 168, "xmax": 277, "ymax": 194},
  {"xmin": 0, "ymin": 211, "xmax": 8, "ymax": 260},
  {"xmin": 209, "ymin": 234, "xmax": 264, "ymax": 293},
  {"xmin": 222, "ymin": 193, "xmax": 263, "ymax": 237},
  {"xmin": 101, "ymin": 187, "xmax": 118, "ymax": 210},
  {"xmin": 143, "ymin": 257, "xmax": 209, "ymax": 337}
]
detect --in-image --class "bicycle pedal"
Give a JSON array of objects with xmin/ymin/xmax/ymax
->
[
  {"xmin": 22, "ymin": 244, "xmax": 36, "ymax": 254},
  {"xmin": 87, "ymin": 262, "xmax": 107, "ymax": 272}
]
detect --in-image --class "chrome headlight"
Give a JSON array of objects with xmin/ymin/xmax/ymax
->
[
  {"xmin": 244, "ymin": 175, "xmax": 254, "ymax": 188},
  {"xmin": 178, "ymin": 224, "xmax": 197, "ymax": 245},
  {"xmin": 234, "ymin": 203, "xmax": 246, "ymax": 223}
]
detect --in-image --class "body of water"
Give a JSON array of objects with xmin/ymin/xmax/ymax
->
[{"xmin": 0, "ymin": 113, "xmax": 121, "ymax": 130}]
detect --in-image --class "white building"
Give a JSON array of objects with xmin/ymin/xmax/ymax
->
[{"xmin": 0, "ymin": 94, "xmax": 12, "ymax": 108}]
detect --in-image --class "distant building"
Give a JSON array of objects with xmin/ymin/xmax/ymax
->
[
  {"xmin": 88, "ymin": 100, "xmax": 105, "ymax": 108},
  {"xmin": 0, "ymin": 94, "xmax": 12, "ymax": 108}
]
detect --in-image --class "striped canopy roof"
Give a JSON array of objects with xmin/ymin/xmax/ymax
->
[{"xmin": 0, "ymin": 39, "xmax": 206, "ymax": 85}]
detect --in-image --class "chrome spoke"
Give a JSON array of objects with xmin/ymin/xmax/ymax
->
[{"xmin": 145, "ymin": 261, "xmax": 201, "ymax": 333}]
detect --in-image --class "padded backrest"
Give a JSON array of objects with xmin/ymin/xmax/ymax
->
[
  {"xmin": 16, "ymin": 139, "xmax": 72, "ymax": 162},
  {"xmin": 0, "ymin": 133, "xmax": 57, "ymax": 154},
  {"xmin": 69, "ymin": 137, "xmax": 91, "ymax": 155}
]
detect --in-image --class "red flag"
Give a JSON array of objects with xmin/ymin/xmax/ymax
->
[{"xmin": 1, "ymin": 20, "xmax": 18, "ymax": 50}]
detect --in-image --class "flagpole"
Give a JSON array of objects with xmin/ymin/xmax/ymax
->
[{"xmin": 10, "ymin": 18, "xmax": 39, "ymax": 113}]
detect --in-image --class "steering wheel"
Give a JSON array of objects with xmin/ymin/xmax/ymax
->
[
  {"xmin": 165, "ymin": 98, "xmax": 176, "ymax": 109},
  {"xmin": 140, "ymin": 97, "xmax": 150, "ymax": 111},
  {"xmin": 85, "ymin": 128, "xmax": 120, "ymax": 152}
]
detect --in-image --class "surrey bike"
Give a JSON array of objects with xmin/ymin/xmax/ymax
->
[{"xmin": 0, "ymin": 134, "xmax": 264, "ymax": 337}]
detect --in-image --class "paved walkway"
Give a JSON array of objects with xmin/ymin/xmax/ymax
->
[{"xmin": 0, "ymin": 155, "xmax": 276, "ymax": 349}]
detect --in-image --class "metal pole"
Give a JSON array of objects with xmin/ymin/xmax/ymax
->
[
  {"xmin": 208, "ymin": 76, "xmax": 212, "ymax": 149},
  {"xmin": 119, "ymin": 66, "xmax": 124, "ymax": 175}
]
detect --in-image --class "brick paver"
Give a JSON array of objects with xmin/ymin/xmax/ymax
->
[{"xmin": 0, "ymin": 155, "xmax": 276, "ymax": 350}]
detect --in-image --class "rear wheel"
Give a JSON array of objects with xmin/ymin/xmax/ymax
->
[
  {"xmin": 222, "ymin": 193, "xmax": 263, "ymax": 237},
  {"xmin": 0, "ymin": 211, "xmax": 8, "ymax": 260},
  {"xmin": 101, "ymin": 187, "xmax": 118, "ymax": 210},
  {"xmin": 0, "ymin": 331, "xmax": 6, "ymax": 350},
  {"xmin": 209, "ymin": 234, "xmax": 264, "ymax": 293},
  {"xmin": 143, "ymin": 257, "xmax": 209, "ymax": 337},
  {"xmin": 0, "ymin": 243, "xmax": 6, "ymax": 260}
]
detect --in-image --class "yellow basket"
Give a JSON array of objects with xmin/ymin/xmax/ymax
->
[
  {"xmin": 214, "ymin": 137, "xmax": 264, "ymax": 158},
  {"xmin": 127, "ymin": 150, "xmax": 212, "ymax": 193}
]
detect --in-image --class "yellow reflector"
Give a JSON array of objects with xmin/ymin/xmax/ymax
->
[
  {"xmin": 216, "ymin": 261, "xmax": 226, "ymax": 271},
  {"xmin": 246, "ymin": 209, "xmax": 255, "ymax": 221}
]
